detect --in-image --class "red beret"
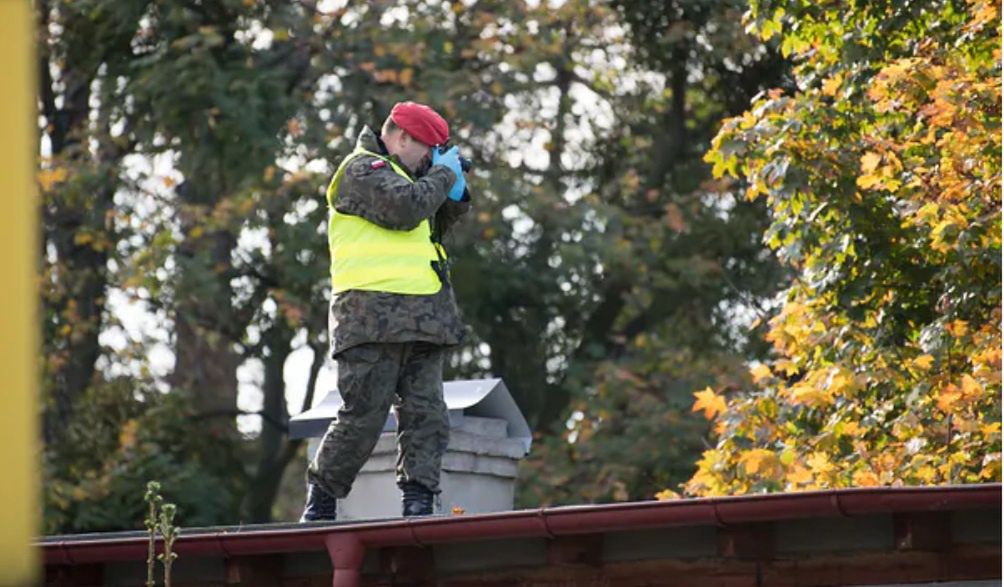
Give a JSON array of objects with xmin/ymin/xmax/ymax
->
[{"xmin": 389, "ymin": 101, "xmax": 449, "ymax": 147}]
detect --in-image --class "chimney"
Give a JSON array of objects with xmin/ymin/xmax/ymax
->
[{"xmin": 289, "ymin": 379, "xmax": 531, "ymax": 520}]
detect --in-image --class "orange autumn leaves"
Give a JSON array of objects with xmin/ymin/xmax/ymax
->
[{"xmin": 680, "ymin": 0, "xmax": 1001, "ymax": 497}]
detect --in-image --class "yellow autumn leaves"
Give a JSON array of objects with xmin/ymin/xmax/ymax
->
[
  {"xmin": 684, "ymin": 308, "xmax": 1002, "ymax": 496},
  {"xmin": 856, "ymin": 150, "xmax": 901, "ymax": 192},
  {"xmin": 935, "ymin": 375, "xmax": 983, "ymax": 413},
  {"xmin": 37, "ymin": 165, "xmax": 69, "ymax": 192},
  {"xmin": 673, "ymin": 0, "xmax": 1002, "ymax": 499}
]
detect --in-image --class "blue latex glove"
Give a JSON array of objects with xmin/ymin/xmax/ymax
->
[{"xmin": 432, "ymin": 146, "xmax": 467, "ymax": 201}]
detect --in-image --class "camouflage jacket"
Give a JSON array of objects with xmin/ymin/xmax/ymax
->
[{"xmin": 327, "ymin": 125, "xmax": 470, "ymax": 357}]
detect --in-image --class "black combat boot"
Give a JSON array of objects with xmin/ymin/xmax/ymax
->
[
  {"xmin": 401, "ymin": 481, "xmax": 435, "ymax": 517},
  {"xmin": 300, "ymin": 482, "xmax": 337, "ymax": 522}
]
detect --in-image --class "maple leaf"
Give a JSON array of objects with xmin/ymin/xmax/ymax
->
[
  {"xmin": 860, "ymin": 152, "xmax": 882, "ymax": 174},
  {"xmin": 37, "ymin": 167, "xmax": 69, "ymax": 192},
  {"xmin": 822, "ymin": 73, "xmax": 843, "ymax": 97},
  {"xmin": 750, "ymin": 363, "xmax": 773, "ymax": 384},
  {"xmin": 946, "ymin": 320, "xmax": 969, "ymax": 338},
  {"xmin": 654, "ymin": 489, "xmax": 681, "ymax": 501},
  {"xmin": 692, "ymin": 387, "xmax": 727, "ymax": 420},
  {"xmin": 740, "ymin": 449, "xmax": 781, "ymax": 478},
  {"xmin": 960, "ymin": 374, "xmax": 982, "ymax": 399},
  {"xmin": 916, "ymin": 465, "xmax": 938, "ymax": 483},
  {"xmin": 852, "ymin": 469, "xmax": 880, "ymax": 486},
  {"xmin": 789, "ymin": 380, "xmax": 833, "ymax": 407},
  {"xmin": 936, "ymin": 384, "xmax": 962, "ymax": 412},
  {"xmin": 807, "ymin": 452, "xmax": 834, "ymax": 476},
  {"xmin": 786, "ymin": 464, "xmax": 813, "ymax": 485}
]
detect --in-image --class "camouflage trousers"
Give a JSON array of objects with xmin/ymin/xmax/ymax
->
[{"xmin": 307, "ymin": 341, "xmax": 450, "ymax": 499}]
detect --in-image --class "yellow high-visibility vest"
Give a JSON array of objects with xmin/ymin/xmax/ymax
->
[{"xmin": 326, "ymin": 148, "xmax": 445, "ymax": 295}]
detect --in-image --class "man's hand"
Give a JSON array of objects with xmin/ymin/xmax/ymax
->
[{"xmin": 432, "ymin": 146, "xmax": 467, "ymax": 201}]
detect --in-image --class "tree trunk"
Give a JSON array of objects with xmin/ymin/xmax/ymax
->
[
  {"xmin": 244, "ymin": 337, "xmax": 325, "ymax": 522},
  {"xmin": 38, "ymin": 3, "xmax": 118, "ymax": 445}
]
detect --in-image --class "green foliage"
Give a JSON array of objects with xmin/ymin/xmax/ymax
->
[
  {"xmin": 689, "ymin": 0, "xmax": 1001, "ymax": 494},
  {"xmin": 38, "ymin": 0, "xmax": 136, "ymax": 450},
  {"xmin": 515, "ymin": 0, "xmax": 789, "ymax": 506},
  {"xmin": 39, "ymin": 0, "xmax": 322, "ymax": 529},
  {"xmin": 44, "ymin": 381, "xmax": 242, "ymax": 533}
]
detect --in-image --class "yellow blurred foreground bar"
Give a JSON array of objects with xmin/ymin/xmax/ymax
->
[{"xmin": 0, "ymin": 0, "xmax": 39, "ymax": 584}]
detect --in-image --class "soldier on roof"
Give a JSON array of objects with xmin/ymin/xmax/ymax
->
[{"xmin": 301, "ymin": 102, "xmax": 470, "ymax": 521}]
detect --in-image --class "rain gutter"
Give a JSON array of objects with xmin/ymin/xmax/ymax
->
[{"xmin": 41, "ymin": 484, "xmax": 1001, "ymax": 587}]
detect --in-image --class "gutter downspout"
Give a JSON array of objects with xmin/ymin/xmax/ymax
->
[{"xmin": 325, "ymin": 533, "xmax": 365, "ymax": 587}]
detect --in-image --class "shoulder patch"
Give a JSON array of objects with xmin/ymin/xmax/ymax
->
[{"xmin": 370, "ymin": 160, "xmax": 387, "ymax": 169}]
